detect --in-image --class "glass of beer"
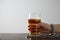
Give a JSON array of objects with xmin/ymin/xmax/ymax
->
[{"xmin": 28, "ymin": 12, "xmax": 41, "ymax": 36}]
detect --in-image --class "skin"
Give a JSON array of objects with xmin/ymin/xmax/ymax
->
[
  {"xmin": 28, "ymin": 22, "xmax": 51, "ymax": 34},
  {"xmin": 36, "ymin": 23, "xmax": 51, "ymax": 34}
]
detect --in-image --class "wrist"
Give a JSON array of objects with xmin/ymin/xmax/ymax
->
[{"xmin": 53, "ymin": 24, "xmax": 60, "ymax": 33}]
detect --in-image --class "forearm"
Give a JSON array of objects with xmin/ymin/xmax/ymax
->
[{"xmin": 44, "ymin": 24, "xmax": 60, "ymax": 33}]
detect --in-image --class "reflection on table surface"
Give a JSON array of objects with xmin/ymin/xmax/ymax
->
[{"xmin": 27, "ymin": 33, "xmax": 60, "ymax": 40}]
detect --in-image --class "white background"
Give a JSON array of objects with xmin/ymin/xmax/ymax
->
[{"xmin": 0, "ymin": 0, "xmax": 60, "ymax": 33}]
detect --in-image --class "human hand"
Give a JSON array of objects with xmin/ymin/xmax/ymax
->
[{"xmin": 28, "ymin": 22, "xmax": 51, "ymax": 34}]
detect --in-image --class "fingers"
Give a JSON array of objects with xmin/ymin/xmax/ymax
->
[{"xmin": 28, "ymin": 22, "xmax": 51, "ymax": 34}]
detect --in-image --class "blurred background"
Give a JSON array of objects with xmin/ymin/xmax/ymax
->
[{"xmin": 0, "ymin": 0, "xmax": 60, "ymax": 33}]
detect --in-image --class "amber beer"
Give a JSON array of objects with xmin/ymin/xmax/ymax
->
[
  {"xmin": 28, "ymin": 19, "xmax": 41, "ymax": 24},
  {"xmin": 28, "ymin": 18, "xmax": 41, "ymax": 36}
]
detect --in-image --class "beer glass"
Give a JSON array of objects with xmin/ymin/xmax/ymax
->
[{"xmin": 28, "ymin": 12, "xmax": 41, "ymax": 36}]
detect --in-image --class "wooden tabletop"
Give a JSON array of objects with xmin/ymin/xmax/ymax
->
[{"xmin": 0, "ymin": 33, "xmax": 60, "ymax": 40}]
